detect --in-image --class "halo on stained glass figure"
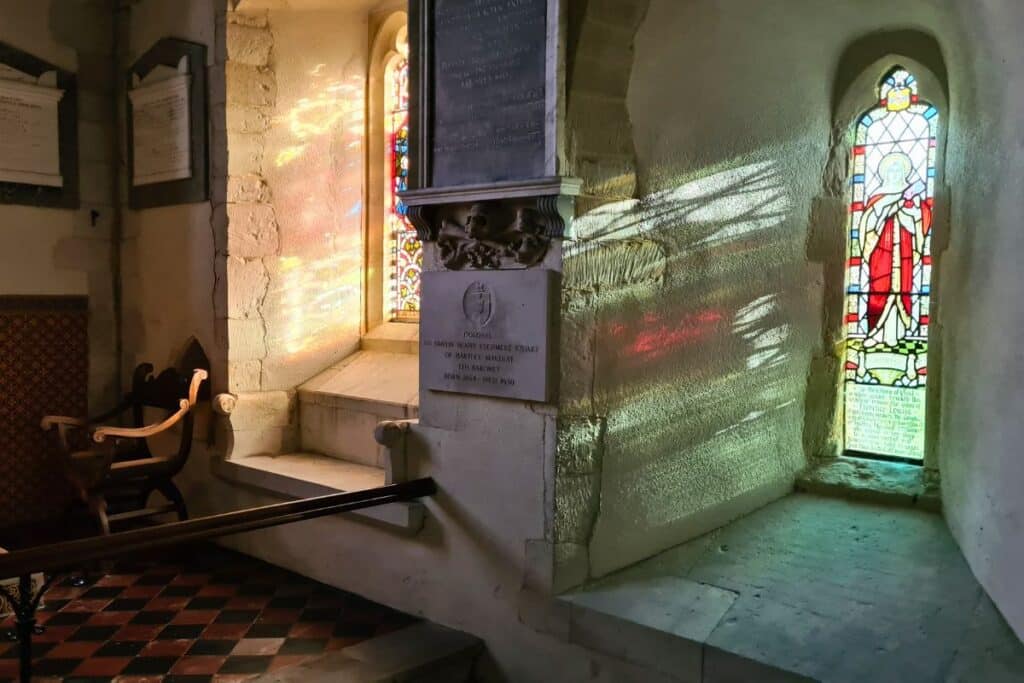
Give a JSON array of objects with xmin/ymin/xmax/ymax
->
[
  {"xmin": 843, "ymin": 66, "xmax": 938, "ymax": 462},
  {"xmin": 385, "ymin": 29, "xmax": 421, "ymax": 320}
]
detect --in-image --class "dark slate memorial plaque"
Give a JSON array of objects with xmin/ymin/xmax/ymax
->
[
  {"xmin": 421, "ymin": 269, "xmax": 558, "ymax": 402},
  {"xmin": 432, "ymin": 0, "xmax": 548, "ymax": 188}
]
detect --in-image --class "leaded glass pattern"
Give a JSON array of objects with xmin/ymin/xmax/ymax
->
[
  {"xmin": 843, "ymin": 68, "xmax": 938, "ymax": 461},
  {"xmin": 385, "ymin": 51, "xmax": 420, "ymax": 319}
]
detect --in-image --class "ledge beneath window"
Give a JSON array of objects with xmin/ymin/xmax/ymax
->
[
  {"xmin": 214, "ymin": 454, "xmax": 425, "ymax": 531},
  {"xmin": 362, "ymin": 322, "xmax": 419, "ymax": 355},
  {"xmin": 795, "ymin": 456, "xmax": 941, "ymax": 512}
]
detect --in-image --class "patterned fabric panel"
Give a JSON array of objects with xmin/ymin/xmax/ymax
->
[{"xmin": 0, "ymin": 297, "xmax": 88, "ymax": 529}]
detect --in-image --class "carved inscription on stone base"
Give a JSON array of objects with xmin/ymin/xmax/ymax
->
[{"xmin": 421, "ymin": 269, "xmax": 558, "ymax": 402}]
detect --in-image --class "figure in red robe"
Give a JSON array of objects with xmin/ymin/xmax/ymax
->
[{"xmin": 858, "ymin": 153, "xmax": 931, "ymax": 348}]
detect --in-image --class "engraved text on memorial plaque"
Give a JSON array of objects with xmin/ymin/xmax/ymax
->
[
  {"xmin": 421, "ymin": 269, "xmax": 557, "ymax": 402},
  {"xmin": 432, "ymin": 0, "xmax": 548, "ymax": 187}
]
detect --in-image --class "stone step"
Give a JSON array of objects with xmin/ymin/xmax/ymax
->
[
  {"xmin": 298, "ymin": 351, "xmax": 418, "ymax": 469},
  {"xmin": 251, "ymin": 621, "xmax": 482, "ymax": 682}
]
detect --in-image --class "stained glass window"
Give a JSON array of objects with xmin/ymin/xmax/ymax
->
[
  {"xmin": 844, "ymin": 68, "xmax": 938, "ymax": 462},
  {"xmin": 385, "ymin": 43, "xmax": 421, "ymax": 320}
]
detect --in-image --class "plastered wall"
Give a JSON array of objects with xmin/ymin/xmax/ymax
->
[
  {"xmin": 0, "ymin": 0, "xmax": 119, "ymax": 410},
  {"xmin": 120, "ymin": 0, "xmax": 222, "ymax": 383},
  {"xmin": 938, "ymin": 0, "xmax": 1024, "ymax": 642}
]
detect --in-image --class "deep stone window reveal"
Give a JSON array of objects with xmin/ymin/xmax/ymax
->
[
  {"xmin": 385, "ymin": 32, "xmax": 421, "ymax": 321},
  {"xmin": 843, "ymin": 67, "xmax": 938, "ymax": 463}
]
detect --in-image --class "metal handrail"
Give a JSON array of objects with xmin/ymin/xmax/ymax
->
[
  {"xmin": 0, "ymin": 477, "xmax": 437, "ymax": 682},
  {"xmin": 0, "ymin": 478, "xmax": 436, "ymax": 579}
]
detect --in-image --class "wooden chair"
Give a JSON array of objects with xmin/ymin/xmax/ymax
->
[{"xmin": 40, "ymin": 364, "xmax": 208, "ymax": 535}]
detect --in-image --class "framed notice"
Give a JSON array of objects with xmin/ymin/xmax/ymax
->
[
  {"xmin": 0, "ymin": 42, "xmax": 78, "ymax": 209},
  {"xmin": 128, "ymin": 38, "xmax": 208, "ymax": 209}
]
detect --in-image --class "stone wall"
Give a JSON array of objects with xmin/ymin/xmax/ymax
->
[{"xmin": 0, "ymin": 0, "xmax": 119, "ymax": 410}]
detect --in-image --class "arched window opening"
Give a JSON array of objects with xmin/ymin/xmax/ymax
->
[
  {"xmin": 844, "ymin": 67, "xmax": 938, "ymax": 463},
  {"xmin": 384, "ymin": 29, "xmax": 420, "ymax": 321}
]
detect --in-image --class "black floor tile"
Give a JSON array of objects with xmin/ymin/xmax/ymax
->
[
  {"xmin": 68, "ymin": 626, "xmax": 120, "ymax": 642},
  {"xmin": 94, "ymin": 640, "xmax": 147, "ymax": 657},
  {"xmin": 162, "ymin": 585, "xmax": 201, "ymax": 597},
  {"xmin": 104, "ymin": 598, "xmax": 150, "ymax": 612},
  {"xmin": 135, "ymin": 573, "xmax": 177, "ymax": 586},
  {"xmin": 39, "ymin": 599, "xmax": 70, "ymax": 612},
  {"xmin": 299, "ymin": 607, "xmax": 338, "ymax": 622},
  {"xmin": 220, "ymin": 655, "xmax": 273, "ymax": 674},
  {"xmin": 121, "ymin": 655, "xmax": 179, "ymax": 675},
  {"xmin": 278, "ymin": 638, "xmax": 328, "ymax": 655},
  {"xmin": 45, "ymin": 612, "xmax": 91, "ymax": 626},
  {"xmin": 82, "ymin": 586, "xmax": 124, "ymax": 599},
  {"xmin": 186, "ymin": 597, "xmax": 228, "ymax": 610},
  {"xmin": 130, "ymin": 610, "xmax": 175, "ymax": 625},
  {"xmin": 32, "ymin": 657, "xmax": 82, "ymax": 675},
  {"xmin": 267, "ymin": 596, "xmax": 306, "ymax": 609},
  {"xmin": 214, "ymin": 610, "xmax": 259, "ymax": 624},
  {"xmin": 188, "ymin": 639, "xmax": 236, "ymax": 656},
  {"xmin": 158, "ymin": 624, "xmax": 205, "ymax": 640}
]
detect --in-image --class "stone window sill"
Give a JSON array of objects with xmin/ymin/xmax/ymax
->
[
  {"xmin": 299, "ymin": 349, "xmax": 419, "ymax": 420},
  {"xmin": 214, "ymin": 453, "xmax": 424, "ymax": 531},
  {"xmin": 362, "ymin": 321, "xmax": 419, "ymax": 355},
  {"xmin": 795, "ymin": 456, "xmax": 940, "ymax": 511}
]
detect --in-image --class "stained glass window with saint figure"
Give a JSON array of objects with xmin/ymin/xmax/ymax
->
[
  {"xmin": 844, "ymin": 67, "xmax": 938, "ymax": 462},
  {"xmin": 385, "ymin": 45, "xmax": 420, "ymax": 320}
]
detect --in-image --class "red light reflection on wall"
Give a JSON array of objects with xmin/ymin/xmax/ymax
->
[{"xmin": 608, "ymin": 309, "xmax": 725, "ymax": 363}]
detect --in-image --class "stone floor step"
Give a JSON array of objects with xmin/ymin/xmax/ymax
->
[
  {"xmin": 251, "ymin": 621, "xmax": 483, "ymax": 682},
  {"xmin": 559, "ymin": 493, "xmax": 1024, "ymax": 683},
  {"xmin": 298, "ymin": 350, "xmax": 419, "ymax": 468}
]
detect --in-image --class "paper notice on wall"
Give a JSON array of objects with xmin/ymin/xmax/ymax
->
[
  {"xmin": 0, "ymin": 68, "xmax": 64, "ymax": 187},
  {"xmin": 129, "ymin": 56, "xmax": 192, "ymax": 186}
]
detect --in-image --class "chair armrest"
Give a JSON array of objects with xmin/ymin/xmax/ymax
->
[
  {"xmin": 41, "ymin": 415, "xmax": 86, "ymax": 431},
  {"xmin": 187, "ymin": 369, "xmax": 208, "ymax": 406},
  {"xmin": 92, "ymin": 399, "xmax": 190, "ymax": 444}
]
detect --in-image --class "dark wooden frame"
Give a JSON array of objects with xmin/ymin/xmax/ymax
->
[
  {"xmin": 0, "ymin": 42, "xmax": 79, "ymax": 209},
  {"xmin": 127, "ymin": 38, "xmax": 208, "ymax": 209}
]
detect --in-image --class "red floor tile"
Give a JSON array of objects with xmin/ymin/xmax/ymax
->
[
  {"xmin": 114, "ymin": 624, "xmax": 164, "ymax": 641},
  {"xmin": 96, "ymin": 573, "xmax": 137, "ymax": 587},
  {"xmin": 122, "ymin": 585, "xmax": 163, "ymax": 599},
  {"xmin": 146, "ymin": 597, "xmax": 191, "ymax": 611},
  {"xmin": 71, "ymin": 656, "xmax": 132, "ymax": 676},
  {"xmin": 171, "ymin": 609, "xmax": 219, "ymax": 625},
  {"xmin": 63, "ymin": 598, "xmax": 113, "ymax": 612},
  {"xmin": 88, "ymin": 611, "xmax": 137, "ymax": 626},
  {"xmin": 202, "ymin": 623, "xmax": 251, "ymax": 640},
  {"xmin": 140, "ymin": 638, "xmax": 193, "ymax": 657},
  {"xmin": 45, "ymin": 640, "xmax": 104, "ymax": 658},
  {"xmin": 33, "ymin": 625, "xmax": 78, "ymax": 642}
]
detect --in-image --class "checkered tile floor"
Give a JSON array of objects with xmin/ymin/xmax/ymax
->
[{"xmin": 0, "ymin": 544, "xmax": 417, "ymax": 682}]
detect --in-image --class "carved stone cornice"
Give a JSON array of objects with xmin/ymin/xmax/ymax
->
[{"xmin": 401, "ymin": 177, "xmax": 580, "ymax": 271}]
